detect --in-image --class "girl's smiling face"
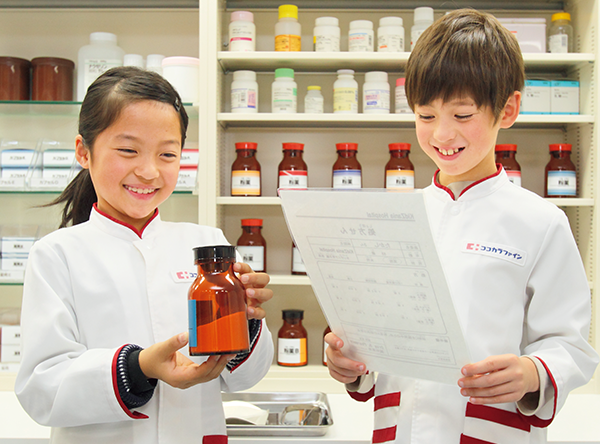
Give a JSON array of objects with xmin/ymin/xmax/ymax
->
[{"xmin": 75, "ymin": 100, "xmax": 182, "ymax": 231}]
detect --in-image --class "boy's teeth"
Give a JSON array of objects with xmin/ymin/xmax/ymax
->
[{"xmin": 439, "ymin": 148, "xmax": 458, "ymax": 156}]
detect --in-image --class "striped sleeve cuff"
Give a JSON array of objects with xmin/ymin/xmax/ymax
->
[
  {"xmin": 226, "ymin": 318, "xmax": 262, "ymax": 371},
  {"xmin": 115, "ymin": 344, "xmax": 157, "ymax": 410}
]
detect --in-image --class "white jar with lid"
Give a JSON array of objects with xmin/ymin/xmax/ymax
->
[
  {"xmin": 229, "ymin": 11, "xmax": 255, "ymax": 52},
  {"xmin": 363, "ymin": 71, "xmax": 390, "ymax": 114},
  {"xmin": 272, "ymin": 68, "xmax": 297, "ymax": 113},
  {"xmin": 123, "ymin": 54, "xmax": 144, "ymax": 68},
  {"xmin": 333, "ymin": 69, "xmax": 358, "ymax": 114},
  {"xmin": 548, "ymin": 12, "xmax": 573, "ymax": 53},
  {"xmin": 304, "ymin": 86, "xmax": 324, "ymax": 113},
  {"xmin": 313, "ymin": 16, "xmax": 340, "ymax": 52},
  {"xmin": 146, "ymin": 54, "xmax": 165, "ymax": 75},
  {"xmin": 349, "ymin": 20, "xmax": 374, "ymax": 52},
  {"xmin": 162, "ymin": 56, "xmax": 200, "ymax": 104},
  {"xmin": 231, "ymin": 70, "xmax": 258, "ymax": 113},
  {"xmin": 378, "ymin": 17, "xmax": 405, "ymax": 52},
  {"xmin": 77, "ymin": 32, "xmax": 124, "ymax": 101},
  {"xmin": 395, "ymin": 78, "xmax": 412, "ymax": 114},
  {"xmin": 275, "ymin": 4, "xmax": 301, "ymax": 51},
  {"xmin": 411, "ymin": 7, "xmax": 434, "ymax": 51}
]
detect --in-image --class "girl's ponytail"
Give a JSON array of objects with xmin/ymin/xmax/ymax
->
[{"xmin": 46, "ymin": 169, "xmax": 97, "ymax": 228}]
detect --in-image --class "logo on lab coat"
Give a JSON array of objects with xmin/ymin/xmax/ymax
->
[
  {"xmin": 170, "ymin": 270, "xmax": 198, "ymax": 282},
  {"xmin": 463, "ymin": 241, "xmax": 526, "ymax": 266}
]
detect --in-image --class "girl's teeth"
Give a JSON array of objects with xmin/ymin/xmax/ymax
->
[{"xmin": 126, "ymin": 186, "xmax": 155, "ymax": 194}]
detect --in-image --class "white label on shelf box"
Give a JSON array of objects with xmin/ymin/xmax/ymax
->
[
  {"xmin": 1, "ymin": 344, "xmax": 21, "ymax": 362},
  {"xmin": 551, "ymin": 80, "xmax": 579, "ymax": 115},
  {"xmin": 180, "ymin": 149, "xmax": 200, "ymax": 167},
  {"xmin": 0, "ymin": 177, "xmax": 25, "ymax": 189},
  {"xmin": 0, "ymin": 325, "xmax": 21, "ymax": 345},
  {"xmin": 0, "ymin": 255, "xmax": 28, "ymax": 271},
  {"xmin": 176, "ymin": 168, "xmax": 197, "ymax": 190},
  {"xmin": 333, "ymin": 170, "xmax": 362, "ymax": 189},
  {"xmin": 42, "ymin": 168, "xmax": 71, "ymax": 180},
  {"xmin": 1, "ymin": 237, "xmax": 35, "ymax": 254},
  {"xmin": 1, "ymin": 168, "xmax": 28, "ymax": 179},
  {"xmin": 236, "ymin": 246, "xmax": 265, "ymax": 272},
  {"xmin": 30, "ymin": 177, "xmax": 69, "ymax": 191},
  {"xmin": 521, "ymin": 80, "xmax": 551, "ymax": 114},
  {"xmin": 278, "ymin": 171, "xmax": 308, "ymax": 190},
  {"xmin": 43, "ymin": 150, "xmax": 75, "ymax": 168},
  {"xmin": 0, "ymin": 270, "xmax": 24, "ymax": 282},
  {"xmin": 0, "ymin": 362, "xmax": 19, "ymax": 372},
  {"xmin": 547, "ymin": 171, "xmax": 577, "ymax": 196},
  {"xmin": 0, "ymin": 149, "xmax": 34, "ymax": 168}
]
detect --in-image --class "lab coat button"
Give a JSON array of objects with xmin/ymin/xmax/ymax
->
[{"xmin": 450, "ymin": 206, "xmax": 461, "ymax": 215}]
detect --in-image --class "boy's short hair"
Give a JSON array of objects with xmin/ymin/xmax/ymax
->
[{"xmin": 405, "ymin": 9, "xmax": 525, "ymax": 121}]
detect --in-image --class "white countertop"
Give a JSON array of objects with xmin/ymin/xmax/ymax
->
[{"xmin": 1, "ymin": 391, "xmax": 600, "ymax": 443}]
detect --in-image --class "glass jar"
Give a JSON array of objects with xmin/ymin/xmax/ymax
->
[
  {"xmin": 333, "ymin": 143, "xmax": 362, "ymax": 189},
  {"xmin": 291, "ymin": 242, "xmax": 306, "ymax": 275},
  {"xmin": 322, "ymin": 326, "xmax": 331, "ymax": 366},
  {"xmin": 278, "ymin": 142, "xmax": 308, "ymax": 191},
  {"xmin": 231, "ymin": 142, "xmax": 261, "ymax": 196},
  {"xmin": 188, "ymin": 245, "xmax": 249, "ymax": 356},
  {"xmin": 278, "ymin": 309, "xmax": 308, "ymax": 366},
  {"xmin": 545, "ymin": 143, "xmax": 576, "ymax": 197},
  {"xmin": 548, "ymin": 12, "xmax": 573, "ymax": 53},
  {"xmin": 236, "ymin": 218, "xmax": 266, "ymax": 272},
  {"xmin": 495, "ymin": 144, "xmax": 521, "ymax": 187},
  {"xmin": 385, "ymin": 143, "xmax": 414, "ymax": 190}
]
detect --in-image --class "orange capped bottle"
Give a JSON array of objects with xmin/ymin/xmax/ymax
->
[
  {"xmin": 278, "ymin": 142, "xmax": 308, "ymax": 191},
  {"xmin": 322, "ymin": 325, "xmax": 331, "ymax": 366},
  {"xmin": 545, "ymin": 143, "xmax": 576, "ymax": 198},
  {"xmin": 231, "ymin": 142, "xmax": 261, "ymax": 196},
  {"xmin": 277, "ymin": 309, "xmax": 308, "ymax": 366},
  {"xmin": 495, "ymin": 144, "xmax": 521, "ymax": 186},
  {"xmin": 385, "ymin": 143, "xmax": 414, "ymax": 190},
  {"xmin": 188, "ymin": 245, "xmax": 250, "ymax": 356},
  {"xmin": 332, "ymin": 142, "xmax": 362, "ymax": 189},
  {"xmin": 236, "ymin": 218, "xmax": 266, "ymax": 272}
]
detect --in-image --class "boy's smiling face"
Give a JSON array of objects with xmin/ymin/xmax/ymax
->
[{"xmin": 414, "ymin": 93, "xmax": 520, "ymax": 187}]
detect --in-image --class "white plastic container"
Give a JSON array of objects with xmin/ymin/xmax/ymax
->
[
  {"xmin": 411, "ymin": 7, "xmax": 434, "ymax": 51},
  {"xmin": 313, "ymin": 16, "xmax": 340, "ymax": 52},
  {"xmin": 275, "ymin": 4, "xmax": 301, "ymax": 51},
  {"xmin": 349, "ymin": 20, "xmax": 374, "ymax": 52},
  {"xmin": 123, "ymin": 54, "xmax": 144, "ymax": 68},
  {"xmin": 333, "ymin": 69, "xmax": 358, "ymax": 114},
  {"xmin": 363, "ymin": 71, "xmax": 390, "ymax": 114},
  {"xmin": 378, "ymin": 17, "xmax": 405, "ymax": 52},
  {"xmin": 395, "ymin": 78, "xmax": 412, "ymax": 114},
  {"xmin": 271, "ymin": 68, "xmax": 297, "ymax": 113},
  {"xmin": 231, "ymin": 70, "xmax": 258, "ymax": 113},
  {"xmin": 146, "ymin": 54, "xmax": 165, "ymax": 75},
  {"xmin": 498, "ymin": 18, "xmax": 547, "ymax": 53},
  {"xmin": 304, "ymin": 86, "xmax": 324, "ymax": 113},
  {"xmin": 548, "ymin": 12, "xmax": 573, "ymax": 53},
  {"xmin": 229, "ymin": 10, "xmax": 255, "ymax": 52},
  {"xmin": 77, "ymin": 32, "xmax": 124, "ymax": 101},
  {"xmin": 161, "ymin": 56, "xmax": 200, "ymax": 104}
]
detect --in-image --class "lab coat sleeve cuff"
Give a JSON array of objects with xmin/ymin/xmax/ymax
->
[
  {"xmin": 517, "ymin": 356, "xmax": 557, "ymax": 426},
  {"xmin": 346, "ymin": 372, "xmax": 376, "ymax": 402},
  {"xmin": 112, "ymin": 344, "xmax": 153, "ymax": 419},
  {"xmin": 226, "ymin": 318, "xmax": 262, "ymax": 372}
]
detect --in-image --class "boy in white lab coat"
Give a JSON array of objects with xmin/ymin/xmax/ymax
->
[{"xmin": 325, "ymin": 9, "xmax": 598, "ymax": 444}]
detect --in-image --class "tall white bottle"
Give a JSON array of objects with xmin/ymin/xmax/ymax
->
[{"xmin": 77, "ymin": 32, "xmax": 125, "ymax": 101}]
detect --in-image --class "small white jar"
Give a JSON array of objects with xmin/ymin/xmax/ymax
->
[
  {"xmin": 378, "ymin": 17, "xmax": 405, "ymax": 52},
  {"xmin": 411, "ymin": 7, "xmax": 434, "ymax": 51},
  {"xmin": 395, "ymin": 77, "xmax": 412, "ymax": 113},
  {"xmin": 363, "ymin": 71, "xmax": 390, "ymax": 114},
  {"xmin": 304, "ymin": 85, "xmax": 324, "ymax": 113},
  {"xmin": 229, "ymin": 10, "xmax": 255, "ymax": 52},
  {"xmin": 231, "ymin": 70, "xmax": 258, "ymax": 113},
  {"xmin": 313, "ymin": 16, "xmax": 340, "ymax": 52},
  {"xmin": 146, "ymin": 54, "xmax": 165, "ymax": 75},
  {"xmin": 333, "ymin": 69, "xmax": 358, "ymax": 114},
  {"xmin": 349, "ymin": 20, "xmax": 374, "ymax": 52},
  {"xmin": 271, "ymin": 68, "xmax": 297, "ymax": 113},
  {"xmin": 123, "ymin": 54, "xmax": 144, "ymax": 68},
  {"xmin": 162, "ymin": 56, "xmax": 200, "ymax": 104}
]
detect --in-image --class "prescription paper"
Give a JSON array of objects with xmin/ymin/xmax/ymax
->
[{"xmin": 279, "ymin": 189, "xmax": 471, "ymax": 385}]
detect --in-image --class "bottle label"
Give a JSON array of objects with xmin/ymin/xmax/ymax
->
[
  {"xmin": 549, "ymin": 34, "xmax": 569, "ymax": 53},
  {"xmin": 333, "ymin": 169, "xmax": 362, "ymax": 189},
  {"xmin": 506, "ymin": 170, "xmax": 522, "ymax": 187},
  {"xmin": 547, "ymin": 170, "xmax": 576, "ymax": 196},
  {"xmin": 315, "ymin": 34, "xmax": 340, "ymax": 52},
  {"xmin": 411, "ymin": 29, "xmax": 425, "ymax": 50},
  {"xmin": 333, "ymin": 87, "xmax": 358, "ymax": 113},
  {"xmin": 279, "ymin": 170, "xmax": 308, "ymax": 190},
  {"xmin": 84, "ymin": 59, "xmax": 122, "ymax": 92},
  {"xmin": 349, "ymin": 32, "xmax": 373, "ymax": 52},
  {"xmin": 229, "ymin": 25, "xmax": 255, "ymax": 51},
  {"xmin": 231, "ymin": 170, "xmax": 261, "ymax": 195},
  {"xmin": 188, "ymin": 299, "xmax": 198, "ymax": 347},
  {"xmin": 386, "ymin": 170, "xmax": 415, "ymax": 190},
  {"xmin": 272, "ymin": 86, "xmax": 297, "ymax": 113},
  {"xmin": 275, "ymin": 34, "xmax": 301, "ymax": 51},
  {"xmin": 395, "ymin": 86, "xmax": 412, "ymax": 114},
  {"xmin": 305, "ymin": 96, "xmax": 324, "ymax": 113},
  {"xmin": 292, "ymin": 246, "xmax": 306, "ymax": 273},
  {"xmin": 236, "ymin": 245, "xmax": 265, "ymax": 272},
  {"xmin": 231, "ymin": 87, "xmax": 257, "ymax": 111},
  {"xmin": 378, "ymin": 34, "xmax": 404, "ymax": 52},
  {"xmin": 278, "ymin": 337, "xmax": 307, "ymax": 364},
  {"xmin": 364, "ymin": 88, "xmax": 390, "ymax": 112}
]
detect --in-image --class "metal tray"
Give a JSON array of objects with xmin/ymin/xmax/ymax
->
[{"xmin": 221, "ymin": 391, "xmax": 334, "ymax": 436}]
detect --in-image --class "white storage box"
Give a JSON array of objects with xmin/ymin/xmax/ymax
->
[
  {"xmin": 0, "ymin": 255, "xmax": 28, "ymax": 271},
  {"xmin": 0, "ymin": 325, "xmax": 21, "ymax": 345},
  {"xmin": 551, "ymin": 80, "xmax": 579, "ymax": 114},
  {"xmin": 181, "ymin": 148, "xmax": 199, "ymax": 167},
  {"xmin": 521, "ymin": 80, "xmax": 551, "ymax": 114},
  {"xmin": 498, "ymin": 18, "xmax": 546, "ymax": 53},
  {"xmin": 0, "ymin": 344, "xmax": 21, "ymax": 362},
  {"xmin": 43, "ymin": 149, "xmax": 76, "ymax": 168},
  {"xmin": 177, "ymin": 167, "xmax": 197, "ymax": 190}
]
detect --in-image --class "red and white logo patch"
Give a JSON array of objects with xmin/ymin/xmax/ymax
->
[{"xmin": 463, "ymin": 241, "xmax": 527, "ymax": 266}]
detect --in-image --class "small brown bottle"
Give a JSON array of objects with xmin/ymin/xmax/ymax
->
[
  {"xmin": 332, "ymin": 143, "xmax": 362, "ymax": 189},
  {"xmin": 495, "ymin": 144, "xmax": 521, "ymax": 187},
  {"xmin": 278, "ymin": 142, "xmax": 308, "ymax": 191},
  {"xmin": 385, "ymin": 143, "xmax": 414, "ymax": 190},
  {"xmin": 291, "ymin": 242, "xmax": 307, "ymax": 275},
  {"xmin": 231, "ymin": 142, "xmax": 261, "ymax": 196},
  {"xmin": 188, "ymin": 245, "xmax": 250, "ymax": 356},
  {"xmin": 545, "ymin": 143, "xmax": 577, "ymax": 198},
  {"xmin": 236, "ymin": 218, "xmax": 266, "ymax": 272},
  {"xmin": 278, "ymin": 309, "xmax": 308, "ymax": 366},
  {"xmin": 322, "ymin": 326, "xmax": 332, "ymax": 366}
]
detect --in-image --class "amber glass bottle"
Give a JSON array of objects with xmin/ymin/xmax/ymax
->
[
  {"xmin": 332, "ymin": 143, "xmax": 361, "ymax": 189},
  {"xmin": 277, "ymin": 309, "xmax": 308, "ymax": 366},
  {"xmin": 495, "ymin": 144, "xmax": 521, "ymax": 187},
  {"xmin": 322, "ymin": 326, "xmax": 332, "ymax": 366},
  {"xmin": 236, "ymin": 218, "xmax": 266, "ymax": 272},
  {"xmin": 385, "ymin": 143, "xmax": 414, "ymax": 190},
  {"xmin": 278, "ymin": 142, "xmax": 308, "ymax": 191},
  {"xmin": 188, "ymin": 245, "xmax": 249, "ymax": 356},
  {"xmin": 545, "ymin": 143, "xmax": 576, "ymax": 198},
  {"xmin": 231, "ymin": 142, "xmax": 261, "ymax": 196},
  {"xmin": 291, "ymin": 242, "xmax": 306, "ymax": 275}
]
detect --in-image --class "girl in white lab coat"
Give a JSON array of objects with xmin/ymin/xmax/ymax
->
[{"xmin": 15, "ymin": 67, "xmax": 274, "ymax": 444}]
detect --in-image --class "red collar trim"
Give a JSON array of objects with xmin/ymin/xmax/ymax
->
[
  {"xmin": 92, "ymin": 203, "xmax": 158, "ymax": 239},
  {"xmin": 433, "ymin": 164, "xmax": 503, "ymax": 200}
]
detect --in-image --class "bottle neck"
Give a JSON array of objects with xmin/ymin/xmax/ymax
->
[
  {"xmin": 243, "ymin": 226, "xmax": 262, "ymax": 235},
  {"xmin": 337, "ymin": 150, "xmax": 357, "ymax": 158},
  {"xmin": 284, "ymin": 318, "xmax": 303, "ymax": 327},
  {"xmin": 236, "ymin": 149, "xmax": 256, "ymax": 158},
  {"xmin": 283, "ymin": 149, "xmax": 303, "ymax": 158},
  {"xmin": 496, "ymin": 151, "xmax": 516, "ymax": 159},
  {"xmin": 196, "ymin": 259, "xmax": 234, "ymax": 274},
  {"xmin": 389, "ymin": 150, "xmax": 409, "ymax": 158},
  {"xmin": 551, "ymin": 150, "xmax": 571, "ymax": 159}
]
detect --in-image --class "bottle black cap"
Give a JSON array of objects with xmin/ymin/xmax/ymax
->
[
  {"xmin": 282, "ymin": 309, "xmax": 304, "ymax": 321},
  {"xmin": 193, "ymin": 245, "xmax": 236, "ymax": 262}
]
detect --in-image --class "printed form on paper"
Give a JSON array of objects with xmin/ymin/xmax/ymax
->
[{"xmin": 279, "ymin": 189, "xmax": 471, "ymax": 385}]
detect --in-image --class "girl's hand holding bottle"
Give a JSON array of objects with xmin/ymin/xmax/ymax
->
[{"xmin": 233, "ymin": 261, "xmax": 273, "ymax": 320}]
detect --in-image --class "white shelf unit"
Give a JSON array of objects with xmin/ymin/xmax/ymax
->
[{"xmin": 200, "ymin": 0, "xmax": 600, "ymax": 383}]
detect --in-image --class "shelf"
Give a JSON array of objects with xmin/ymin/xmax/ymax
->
[
  {"xmin": 218, "ymin": 52, "xmax": 595, "ymax": 74},
  {"xmin": 268, "ymin": 274, "xmax": 311, "ymax": 286},
  {"xmin": 226, "ymin": 1, "xmax": 566, "ymax": 10},
  {"xmin": 0, "ymin": 102, "xmax": 198, "ymax": 118}
]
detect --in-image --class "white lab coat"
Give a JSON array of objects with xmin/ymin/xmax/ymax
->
[
  {"xmin": 15, "ymin": 207, "xmax": 274, "ymax": 444},
  {"xmin": 348, "ymin": 169, "xmax": 598, "ymax": 444}
]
